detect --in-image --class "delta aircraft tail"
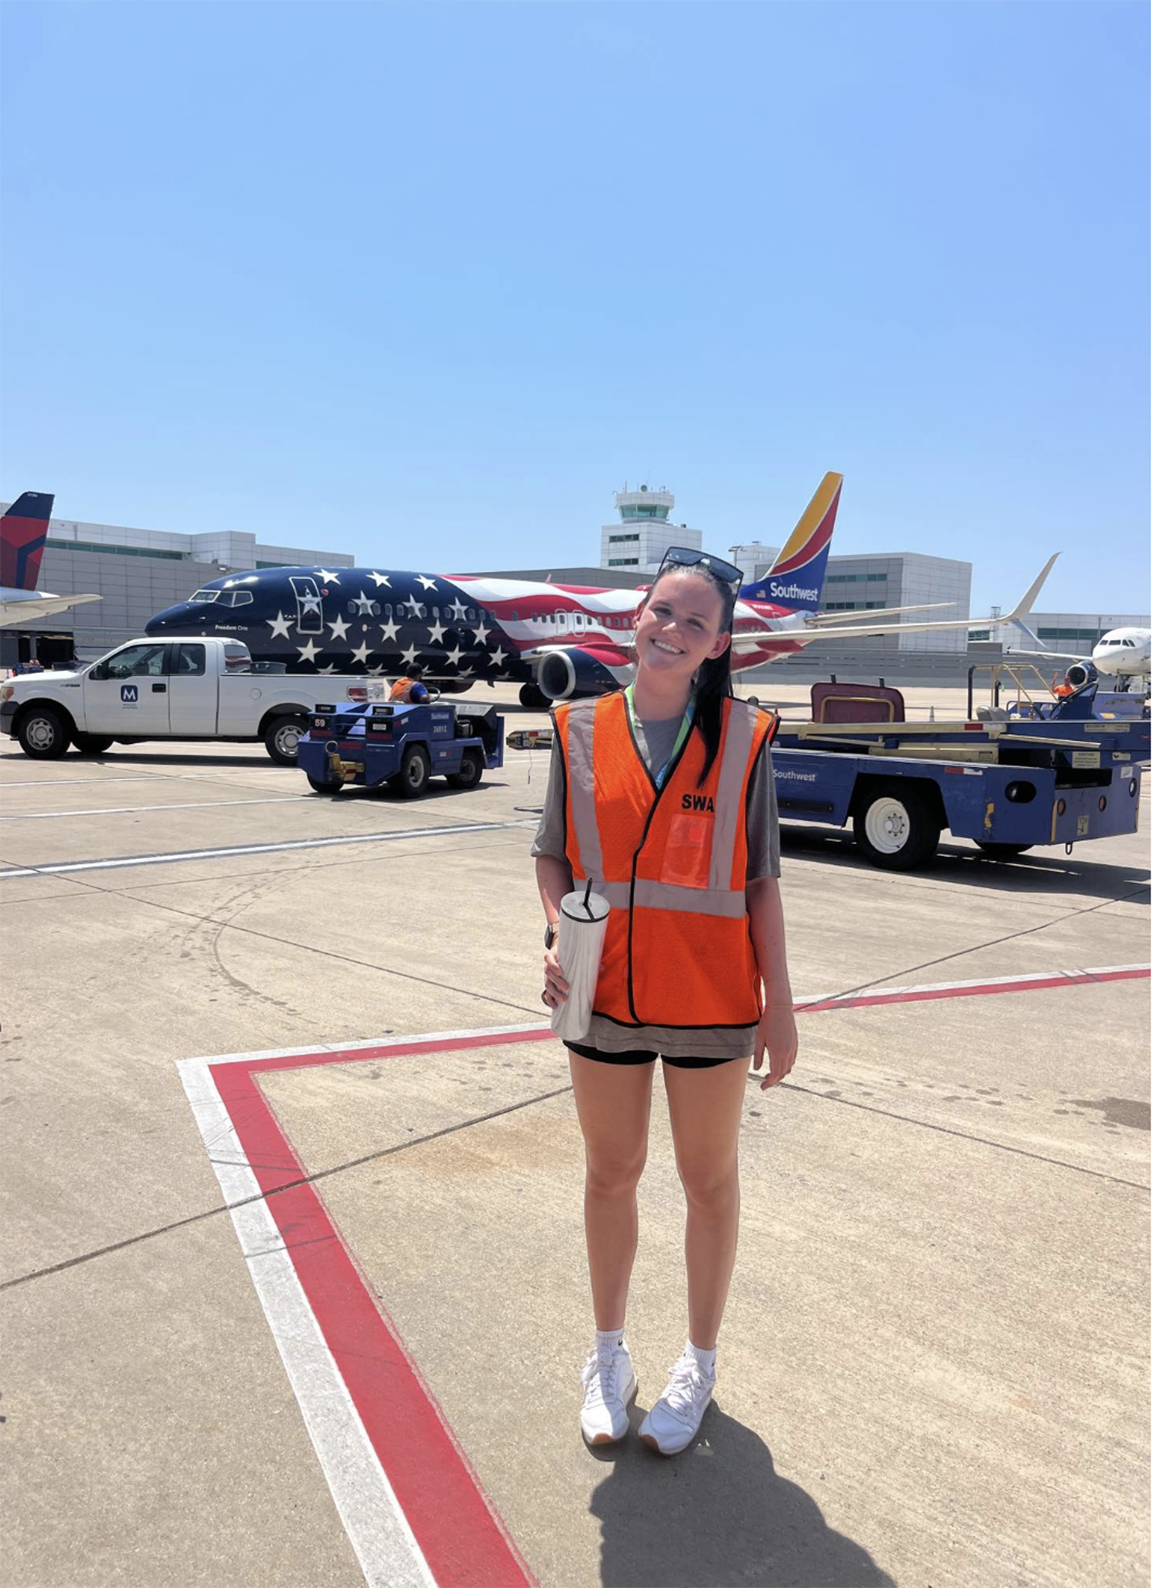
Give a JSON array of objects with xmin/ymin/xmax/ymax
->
[
  {"xmin": 1, "ymin": 491, "xmax": 54, "ymax": 591},
  {"xmin": 739, "ymin": 472, "xmax": 843, "ymax": 613}
]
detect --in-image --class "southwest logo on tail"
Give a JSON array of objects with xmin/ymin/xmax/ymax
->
[
  {"xmin": 1, "ymin": 491, "xmax": 54, "ymax": 590},
  {"xmin": 738, "ymin": 472, "xmax": 842, "ymax": 613}
]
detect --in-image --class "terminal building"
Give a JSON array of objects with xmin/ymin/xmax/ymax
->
[{"xmin": 0, "ymin": 504, "xmax": 354, "ymax": 669}]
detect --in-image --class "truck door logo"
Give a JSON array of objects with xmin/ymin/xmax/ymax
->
[{"xmin": 121, "ymin": 685, "xmax": 138, "ymax": 703}]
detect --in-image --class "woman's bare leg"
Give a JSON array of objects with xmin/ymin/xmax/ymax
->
[
  {"xmin": 662, "ymin": 1057, "xmax": 749, "ymax": 1350},
  {"xmin": 567, "ymin": 1050, "xmax": 656, "ymax": 1330}
]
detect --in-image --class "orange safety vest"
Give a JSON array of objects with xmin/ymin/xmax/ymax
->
[
  {"xmin": 554, "ymin": 690, "xmax": 775, "ymax": 1030},
  {"xmin": 390, "ymin": 677, "xmax": 418, "ymax": 702}
]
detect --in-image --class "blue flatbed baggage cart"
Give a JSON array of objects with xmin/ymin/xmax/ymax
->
[
  {"xmin": 767, "ymin": 677, "xmax": 1148, "ymax": 868},
  {"xmin": 298, "ymin": 699, "xmax": 504, "ymax": 797}
]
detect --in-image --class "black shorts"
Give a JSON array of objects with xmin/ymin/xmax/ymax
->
[{"xmin": 566, "ymin": 1041, "xmax": 746, "ymax": 1072}]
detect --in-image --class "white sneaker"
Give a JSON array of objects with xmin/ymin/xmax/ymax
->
[
  {"xmin": 579, "ymin": 1341, "xmax": 638, "ymax": 1446},
  {"xmin": 638, "ymin": 1350, "xmax": 715, "ymax": 1455}
]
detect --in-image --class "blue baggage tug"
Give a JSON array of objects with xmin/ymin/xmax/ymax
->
[
  {"xmin": 766, "ymin": 679, "xmax": 1148, "ymax": 869},
  {"xmin": 298, "ymin": 700, "xmax": 504, "ymax": 797}
]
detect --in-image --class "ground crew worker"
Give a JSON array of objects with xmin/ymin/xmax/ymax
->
[
  {"xmin": 533, "ymin": 547, "xmax": 798, "ymax": 1457},
  {"xmin": 389, "ymin": 664, "xmax": 430, "ymax": 703}
]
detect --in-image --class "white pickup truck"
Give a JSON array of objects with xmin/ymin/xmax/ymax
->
[{"xmin": 1, "ymin": 638, "xmax": 374, "ymax": 764}]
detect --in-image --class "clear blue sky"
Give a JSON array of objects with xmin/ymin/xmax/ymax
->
[{"xmin": 2, "ymin": 1, "xmax": 1148, "ymax": 613}]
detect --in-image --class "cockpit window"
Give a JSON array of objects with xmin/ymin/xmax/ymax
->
[{"xmin": 191, "ymin": 589, "xmax": 221, "ymax": 603}]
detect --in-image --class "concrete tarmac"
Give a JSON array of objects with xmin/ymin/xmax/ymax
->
[{"xmin": 1, "ymin": 682, "xmax": 1148, "ymax": 1588}]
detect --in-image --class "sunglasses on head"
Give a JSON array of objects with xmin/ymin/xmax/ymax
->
[{"xmin": 657, "ymin": 546, "xmax": 743, "ymax": 587}]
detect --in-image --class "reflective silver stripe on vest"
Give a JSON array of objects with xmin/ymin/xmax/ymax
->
[
  {"xmin": 599, "ymin": 878, "xmax": 744, "ymax": 917},
  {"xmin": 564, "ymin": 701, "xmax": 604, "ymax": 882},
  {"xmin": 709, "ymin": 701, "xmax": 756, "ymax": 891}
]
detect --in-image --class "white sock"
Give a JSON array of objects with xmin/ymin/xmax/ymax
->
[
  {"xmin": 686, "ymin": 1339, "xmax": 717, "ymax": 1377},
  {"xmin": 595, "ymin": 1324, "xmax": 625, "ymax": 1355}
]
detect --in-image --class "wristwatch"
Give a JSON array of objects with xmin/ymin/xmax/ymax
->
[{"xmin": 544, "ymin": 921, "xmax": 559, "ymax": 950}]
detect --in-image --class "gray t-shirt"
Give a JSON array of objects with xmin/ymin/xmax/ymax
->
[{"xmin": 531, "ymin": 706, "xmax": 781, "ymax": 1059}]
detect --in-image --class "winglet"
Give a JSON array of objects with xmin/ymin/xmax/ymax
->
[{"xmin": 1004, "ymin": 553, "xmax": 1059, "ymax": 625}]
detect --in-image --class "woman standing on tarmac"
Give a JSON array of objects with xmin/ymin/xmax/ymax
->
[{"xmin": 532, "ymin": 548, "xmax": 798, "ymax": 1457}]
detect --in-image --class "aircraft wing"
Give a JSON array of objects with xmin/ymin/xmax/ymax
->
[
  {"xmin": 1003, "ymin": 647, "xmax": 1088, "ymax": 664},
  {"xmin": 806, "ymin": 602, "xmax": 956, "ymax": 626},
  {"xmin": 730, "ymin": 554, "xmax": 1060, "ymax": 651},
  {"xmin": 0, "ymin": 591, "xmax": 102, "ymax": 628},
  {"xmin": 520, "ymin": 639, "xmax": 632, "ymax": 665}
]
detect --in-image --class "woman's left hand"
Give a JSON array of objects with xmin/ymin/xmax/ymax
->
[{"xmin": 751, "ymin": 1002, "xmax": 798, "ymax": 1090}]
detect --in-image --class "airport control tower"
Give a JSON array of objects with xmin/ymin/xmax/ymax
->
[{"xmin": 599, "ymin": 484, "xmax": 702, "ymax": 575}]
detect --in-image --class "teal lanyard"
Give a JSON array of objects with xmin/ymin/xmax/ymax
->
[{"xmin": 624, "ymin": 686, "xmax": 697, "ymax": 789}]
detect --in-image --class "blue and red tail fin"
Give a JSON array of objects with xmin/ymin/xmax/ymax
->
[
  {"xmin": 1, "ymin": 491, "xmax": 55, "ymax": 590},
  {"xmin": 739, "ymin": 472, "xmax": 842, "ymax": 612}
]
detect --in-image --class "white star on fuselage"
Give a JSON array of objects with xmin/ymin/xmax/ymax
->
[
  {"xmin": 368, "ymin": 571, "xmax": 391, "ymax": 588},
  {"xmin": 402, "ymin": 596, "xmax": 423, "ymax": 618},
  {"xmin": 416, "ymin": 575, "xmax": 438, "ymax": 592},
  {"xmin": 301, "ymin": 596, "xmax": 322, "ymax": 617},
  {"xmin": 297, "ymin": 639, "xmax": 321, "ymax": 664},
  {"xmin": 427, "ymin": 618, "xmax": 447, "ymax": 644},
  {"xmin": 448, "ymin": 597, "xmax": 468, "ymax": 621},
  {"xmin": 379, "ymin": 618, "xmax": 400, "ymax": 643},
  {"xmin": 327, "ymin": 616, "xmax": 350, "ymax": 641},
  {"xmin": 472, "ymin": 621, "xmax": 490, "ymax": 645},
  {"xmin": 316, "ymin": 569, "xmax": 342, "ymax": 586},
  {"xmin": 444, "ymin": 645, "xmax": 463, "ymax": 667},
  {"xmin": 351, "ymin": 593, "xmax": 375, "ymax": 616},
  {"xmin": 351, "ymin": 641, "xmax": 373, "ymax": 666},
  {"xmin": 318, "ymin": 664, "xmax": 337, "ymax": 675},
  {"xmin": 401, "ymin": 645, "xmax": 420, "ymax": 667},
  {"xmin": 490, "ymin": 646, "xmax": 507, "ymax": 667},
  {"xmin": 267, "ymin": 611, "xmax": 292, "ymax": 640}
]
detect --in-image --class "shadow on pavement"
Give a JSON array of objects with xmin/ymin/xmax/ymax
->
[
  {"xmin": 59, "ymin": 751, "xmax": 278, "ymax": 769},
  {"xmin": 779, "ymin": 824, "xmax": 1150, "ymax": 901},
  {"xmin": 588, "ymin": 1402, "xmax": 894, "ymax": 1587}
]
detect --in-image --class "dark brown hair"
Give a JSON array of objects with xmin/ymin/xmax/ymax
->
[{"xmin": 641, "ymin": 565, "xmax": 736, "ymax": 787}]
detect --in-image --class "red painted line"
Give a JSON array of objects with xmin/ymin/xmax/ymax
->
[
  {"xmin": 210, "ymin": 1057, "xmax": 540, "ymax": 1588},
  {"xmin": 204, "ymin": 964, "xmax": 1148, "ymax": 1583},
  {"xmin": 242, "ymin": 1024, "xmax": 554, "ymax": 1076},
  {"xmin": 796, "ymin": 966, "xmax": 1149, "ymax": 1015}
]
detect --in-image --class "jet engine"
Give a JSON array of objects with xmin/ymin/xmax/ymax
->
[
  {"xmin": 1064, "ymin": 660, "xmax": 1098, "ymax": 691},
  {"xmin": 537, "ymin": 646, "xmax": 626, "ymax": 701}
]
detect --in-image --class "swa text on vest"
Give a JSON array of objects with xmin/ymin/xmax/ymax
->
[{"xmin": 681, "ymin": 794, "xmax": 715, "ymax": 813}]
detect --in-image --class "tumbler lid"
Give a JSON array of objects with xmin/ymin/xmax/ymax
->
[{"xmin": 560, "ymin": 879, "xmax": 610, "ymax": 924}]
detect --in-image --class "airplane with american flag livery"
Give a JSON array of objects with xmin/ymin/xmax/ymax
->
[{"xmin": 144, "ymin": 474, "xmax": 1056, "ymax": 704}]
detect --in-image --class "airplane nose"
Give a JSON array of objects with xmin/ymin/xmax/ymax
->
[{"xmin": 145, "ymin": 605, "xmax": 182, "ymax": 634}]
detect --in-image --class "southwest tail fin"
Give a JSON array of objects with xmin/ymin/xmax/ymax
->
[
  {"xmin": 1, "ymin": 491, "xmax": 55, "ymax": 590},
  {"xmin": 739, "ymin": 472, "xmax": 842, "ymax": 612}
]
